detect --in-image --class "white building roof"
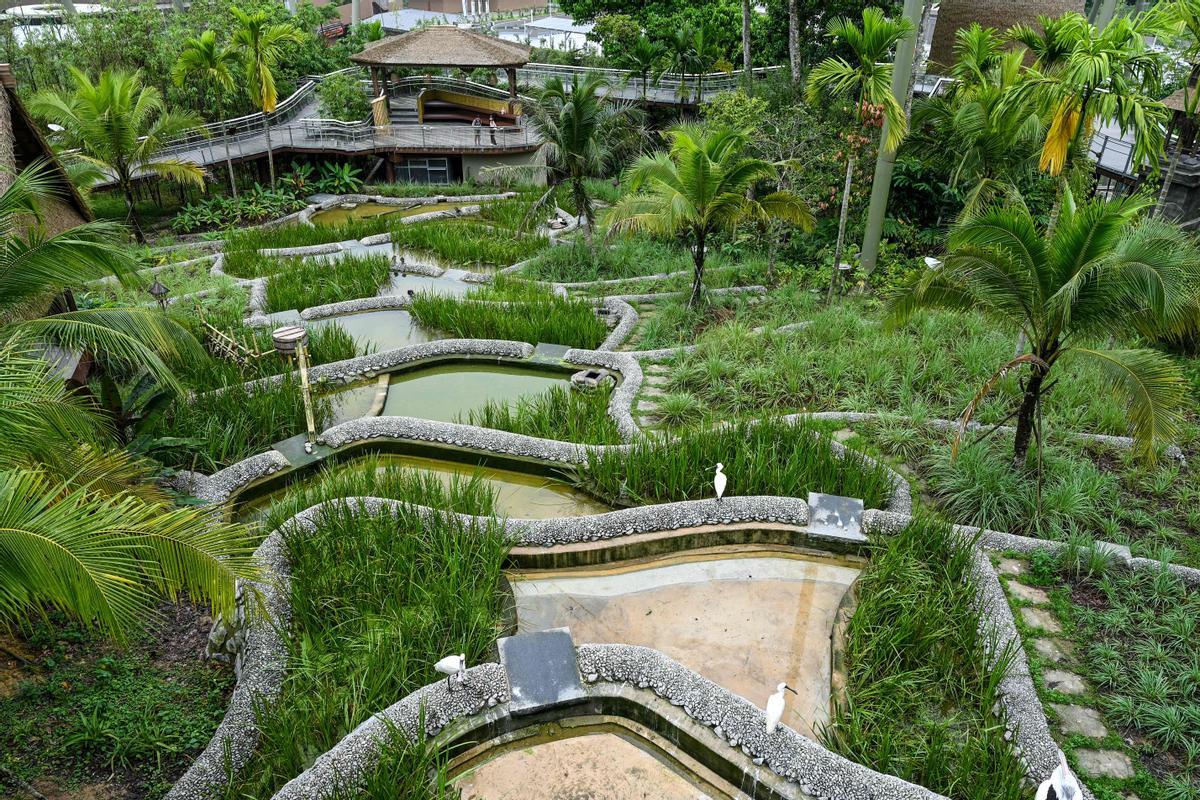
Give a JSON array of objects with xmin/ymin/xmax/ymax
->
[{"xmin": 366, "ymin": 8, "xmax": 464, "ymax": 31}]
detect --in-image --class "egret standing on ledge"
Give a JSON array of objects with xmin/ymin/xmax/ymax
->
[
  {"xmin": 1035, "ymin": 752, "xmax": 1082, "ymax": 800},
  {"xmin": 434, "ymin": 653, "xmax": 467, "ymax": 690},
  {"xmin": 765, "ymin": 683, "xmax": 797, "ymax": 734},
  {"xmin": 714, "ymin": 463, "xmax": 726, "ymax": 503}
]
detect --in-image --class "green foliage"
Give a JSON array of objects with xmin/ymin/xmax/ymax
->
[
  {"xmin": 521, "ymin": 236, "xmax": 691, "ymax": 283},
  {"xmin": 462, "ymin": 384, "xmax": 623, "ymax": 445},
  {"xmin": 589, "ymin": 13, "xmax": 642, "ymax": 61},
  {"xmin": 171, "ymin": 184, "xmax": 307, "ymax": 233},
  {"xmin": 386, "ymin": 217, "xmax": 548, "ymax": 266},
  {"xmin": 409, "ymin": 281, "xmax": 607, "ymax": 349},
  {"xmin": 314, "ymin": 162, "xmax": 364, "ymax": 195},
  {"xmin": 321, "ymin": 723, "xmax": 455, "ymax": 800},
  {"xmin": 264, "ymin": 253, "xmax": 390, "ymax": 313},
  {"xmin": 314, "ymin": 70, "xmax": 370, "ymax": 121},
  {"xmin": 0, "ymin": 616, "xmax": 233, "ymax": 796},
  {"xmin": 821, "ymin": 515, "xmax": 1027, "ymax": 799},
  {"xmin": 577, "ymin": 418, "xmax": 895, "ymax": 508},
  {"xmin": 221, "ymin": 504, "xmax": 508, "ymax": 797},
  {"xmin": 701, "ymin": 89, "xmax": 770, "ymax": 134}
]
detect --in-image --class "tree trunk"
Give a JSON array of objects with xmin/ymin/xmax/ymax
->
[
  {"xmin": 263, "ymin": 116, "xmax": 276, "ymax": 188},
  {"xmin": 788, "ymin": 0, "xmax": 801, "ymax": 81},
  {"xmin": 742, "ymin": 0, "xmax": 752, "ymax": 72},
  {"xmin": 689, "ymin": 229, "xmax": 707, "ymax": 309},
  {"xmin": 1156, "ymin": 134, "xmax": 1183, "ymax": 219},
  {"xmin": 123, "ymin": 181, "xmax": 146, "ymax": 243},
  {"xmin": 827, "ymin": 154, "xmax": 855, "ymax": 303},
  {"xmin": 573, "ymin": 177, "xmax": 595, "ymax": 259},
  {"xmin": 1012, "ymin": 368, "xmax": 1046, "ymax": 468}
]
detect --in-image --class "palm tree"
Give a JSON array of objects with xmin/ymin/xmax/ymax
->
[
  {"xmin": 617, "ymin": 35, "xmax": 666, "ymax": 104},
  {"xmin": 907, "ymin": 26, "xmax": 1044, "ymax": 218},
  {"xmin": 31, "ymin": 68, "xmax": 208, "ymax": 243},
  {"xmin": 516, "ymin": 74, "xmax": 631, "ymax": 254},
  {"xmin": 174, "ymin": 30, "xmax": 239, "ymax": 198},
  {"xmin": 888, "ymin": 195, "xmax": 1199, "ymax": 467},
  {"xmin": 741, "ymin": 0, "xmax": 752, "ymax": 72},
  {"xmin": 0, "ymin": 164, "xmax": 257, "ymax": 640},
  {"xmin": 607, "ymin": 124, "xmax": 815, "ymax": 308},
  {"xmin": 231, "ymin": 6, "xmax": 304, "ymax": 189},
  {"xmin": 807, "ymin": 7, "xmax": 915, "ymax": 301},
  {"xmin": 1005, "ymin": 12, "xmax": 1170, "ymax": 186},
  {"xmin": 1150, "ymin": 0, "xmax": 1200, "ymax": 216}
]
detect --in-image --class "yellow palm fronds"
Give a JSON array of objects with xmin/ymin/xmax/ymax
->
[{"xmin": 1039, "ymin": 98, "xmax": 1081, "ymax": 175}]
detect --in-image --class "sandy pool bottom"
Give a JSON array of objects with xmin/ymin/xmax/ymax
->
[
  {"xmin": 510, "ymin": 549, "xmax": 861, "ymax": 738},
  {"xmin": 453, "ymin": 729, "xmax": 739, "ymax": 800}
]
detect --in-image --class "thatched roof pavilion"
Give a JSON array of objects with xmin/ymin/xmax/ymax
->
[
  {"xmin": 351, "ymin": 26, "xmax": 530, "ymax": 98},
  {"xmin": 927, "ymin": 0, "xmax": 1083, "ymax": 74}
]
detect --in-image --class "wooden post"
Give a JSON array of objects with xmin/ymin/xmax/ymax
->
[{"xmin": 507, "ymin": 67, "xmax": 517, "ymax": 99}]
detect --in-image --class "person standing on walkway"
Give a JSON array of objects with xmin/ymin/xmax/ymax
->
[
  {"xmin": 489, "ymin": 114, "xmax": 497, "ymax": 145},
  {"xmin": 472, "ymin": 116, "xmax": 481, "ymax": 145}
]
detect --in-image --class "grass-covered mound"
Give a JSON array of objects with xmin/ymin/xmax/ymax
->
[
  {"xmin": 577, "ymin": 419, "xmax": 895, "ymax": 509},
  {"xmin": 821, "ymin": 515, "xmax": 1027, "ymax": 799},
  {"xmin": 263, "ymin": 253, "xmax": 391, "ymax": 313},
  {"xmin": 460, "ymin": 384, "xmax": 622, "ymax": 445}
]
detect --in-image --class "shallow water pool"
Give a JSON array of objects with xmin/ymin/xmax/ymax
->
[{"xmin": 380, "ymin": 363, "xmax": 569, "ymax": 423}]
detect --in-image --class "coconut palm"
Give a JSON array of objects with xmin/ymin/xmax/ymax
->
[
  {"xmin": 617, "ymin": 35, "xmax": 666, "ymax": 104},
  {"xmin": 231, "ymin": 6, "xmax": 304, "ymax": 188},
  {"xmin": 0, "ymin": 164, "xmax": 256, "ymax": 640},
  {"xmin": 807, "ymin": 7, "xmax": 916, "ymax": 300},
  {"xmin": 502, "ymin": 74, "xmax": 632, "ymax": 253},
  {"xmin": 888, "ymin": 195, "xmax": 1200, "ymax": 466},
  {"xmin": 607, "ymin": 124, "xmax": 815, "ymax": 308},
  {"xmin": 1149, "ymin": 0, "xmax": 1200, "ymax": 216},
  {"xmin": 173, "ymin": 30, "xmax": 239, "ymax": 198},
  {"xmin": 30, "ymin": 68, "xmax": 208, "ymax": 242}
]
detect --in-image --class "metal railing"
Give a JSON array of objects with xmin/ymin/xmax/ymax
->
[
  {"xmin": 516, "ymin": 63, "xmax": 784, "ymax": 102},
  {"xmin": 1090, "ymin": 131, "xmax": 1138, "ymax": 177},
  {"xmin": 386, "ymin": 74, "xmax": 517, "ymax": 102}
]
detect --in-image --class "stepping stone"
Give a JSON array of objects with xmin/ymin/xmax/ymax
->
[
  {"xmin": 642, "ymin": 386, "xmax": 666, "ymax": 397},
  {"xmin": 1074, "ymin": 749, "xmax": 1134, "ymax": 779},
  {"xmin": 643, "ymin": 375, "xmax": 670, "ymax": 386},
  {"xmin": 1051, "ymin": 704, "xmax": 1108, "ymax": 738},
  {"xmin": 498, "ymin": 628, "xmax": 584, "ymax": 715},
  {"xmin": 832, "ymin": 428, "xmax": 855, "ymax": 442},
  {"xmin": 1043, "ymin": 669, "xmax": 1088, "ymax": 695},
  {"xmin": 1006, "ymin": 581, "xmax": 1050, "ymax": 604},
  {"xmin": 1020, "ymin": 607, "xmax": 1063, "ymax": 633},
  {"xmin": 1032, "ymin": 638, "xmax": 1076, "ymax": 664},
  {"xmin": 997, "ymin": 557, "xmax": 1026, "ymax": 576}
]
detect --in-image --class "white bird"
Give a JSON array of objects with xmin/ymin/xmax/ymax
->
[
  {"xmin": 924, "ymin": 256, "xmax": 943, "ymax": 270},
  {"xmin": 714, "ymin": 463, "xmax": 727, "ymax": 503},
  {"xmin": 1035, "ymin": 751, "xmax": 1082, "ymax": 800},
  {"xmin": 434, "ymin": 653, "xmax": 467, "ymax": 690},
  {"xmin": 765, "ymin": 682, "xmax": 797, "ymax": 734}
]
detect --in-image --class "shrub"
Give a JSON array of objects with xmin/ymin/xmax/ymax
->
[
  {"xmin": 315, "ymin": 71, "xmax": 370, "ymax": 121},
  {"xmin": 264, "ymin": 253, "xmax": 391, "ymax": 313},
  {"xmin": 171, "ymin": 184, "xmax": 307, "ymax": 233}
]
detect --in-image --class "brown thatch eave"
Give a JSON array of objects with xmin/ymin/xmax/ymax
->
[{"xmin": 350, "ymin": 26, "xmax": 530, "ymax": 69}]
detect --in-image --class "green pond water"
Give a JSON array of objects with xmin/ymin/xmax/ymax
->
[
  {"xmin": 309, "ymin": 201, "xmax": 475, "ymax": 226},
  {"xmin": 381, "ymin": 363, "xmax": 569, "ymax": 422},
  {"xmin": 238, "ymin": 452, "xmax": 608, "ymax": 520},
  {"xmin": 315, "ymin": 309, "xmax": 434, "ymax": 351}
]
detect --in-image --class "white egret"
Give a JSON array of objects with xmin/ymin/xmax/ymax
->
[
  {"xmin": 765, "ymin": 682, "xmax": 797, "ymax": 734},
  {"xmin": 1035, "ymin": 751, "xmax": 1082, "ymax": 800},
  {"xmin": 434, "ymin": 653, "xmax": 467, "ymax": 690},
  {"xmin": 923, "ymin": 256, "xmax": 943, "ymax": 270},
  {"xmin": 714, "ymin": 463, "xmax": 727, "ymax": 503}
]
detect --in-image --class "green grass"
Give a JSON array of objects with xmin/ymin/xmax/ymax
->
[
  {"xmin": 386, "ymin": 217, "xmax": 547, "ymax": 267},
  {"xmin": 219, "ymin": 504, "xmax": 509, "ymax": 798},
  {"xmin": 820, "ymin": 516, "xmax": 1027, "ymax": 799},
  {"xmin": 409, "ymin": 281, "xmax": 607, "ymax": 349},
  {"xmin": 577, "ymin": 418, "xmax": 895, "ymax": 509},
  {"xmin": 460, "ymin": 384, "xmax": 622, "ymax": 445},
  {"xmin": 223, "ymin": 216, "xmax": 395, "ymax": 253},
  {"xmin": 0, "ymin": 614, "xmax": 232, "ymax": 799},
  {"xmin": 256, "ymin": 453, "xmax": 498, "ymax": 532},
  {"xmin": 263, "ymin": 253, "xmax": 391, "ymax": 313},
  {"xmin": 1014, "ymin": 544, "xmax": 1200, "ymax": 799},
  {"xmin": 522, "ymin": 236, "xmax": 694, "ymax": 283},
  {"xmin": 320, "ymin": 723, "xmax": 455, "ymax": 800}
]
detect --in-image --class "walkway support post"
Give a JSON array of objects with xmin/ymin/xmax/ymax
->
[{"xmin": 859, "ymin": 0, "xmax": 923, "ymax": 277}]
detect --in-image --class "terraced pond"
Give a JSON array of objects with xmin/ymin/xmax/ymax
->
[
  {"xmin": 380, "ymin": 362, "xmax": 570, "ymax": 422},
  {"xmin": 308, "ymin": 201, "xmax": 478, "ymax": 226}
]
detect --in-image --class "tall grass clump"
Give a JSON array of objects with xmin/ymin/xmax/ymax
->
[
  {"xmin": 578, "ymin": 419, "xmax": 895, "ymax": 508},
  {"xmin": 320, "ymin": 723, "xmax": 455, "ymax": 800},
  {"xmin": 221, "ymin": 505, "xmax": 508, "ymax": 798},
  {"xmin": 264, "ymin": 254, "xmax": 391, "ymax": 313},
  {"xmin": 820, "ymin": 515, "xmax": 1027, "ymax": 799},
  {"xmin": 461, "ymin": 384, "xmax": 622, "ymax": 445},
  {"xmin": 387, "ymin": 218, "xmax": 546, "ymax": 266},
  {"xmin": 142, "ymin": 374, "xmax": 332, "ymax": 473},
  {"xmin": 257, "ymin": 453, "xmax": 498, "ymax": 531},
  {"xmin": 520, "ymin": 236, "xmax": 693, "ymax": 283},
  {"xmin": 223, "ymin": 216, "xmax": 394, "ymax": 253},
  {"xmin": 409, "ymin": 283, "xmax": 607, "ymax": 349}
]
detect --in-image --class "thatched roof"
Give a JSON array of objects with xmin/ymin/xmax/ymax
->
[
  {"xmin": 1161, "ymin": 86, "xmax": 1200, "ymax": 116},
  {"xmin": 0, "ymin": 63, "xmax": 91, "ymax": 224},
  {"xmin": 350, "ymin": 26, "xmax": 530, "ymax": 69},
  {"xmin": 928, "ymin": 0, "xmax": 1083, "ymax": 74}
]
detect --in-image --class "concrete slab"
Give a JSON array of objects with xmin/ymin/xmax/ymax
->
[
  {"xmin": 498, "ymin": 628, "xmax": 585, "ymax": 715},
  {"xmin": 510, "ymin": 551, "xmax": 860, "ymax": 738},
  {"xmin": 1051, "ymin": 704, "xmax": 1108, "ymax": 738},
  {"xmin": 1006, "ymin": 581, "xmax": 1050, "ymax": 604},
  {"xmin": 1075, "ymin": 749, "xmax": 1135, "ymax": 779},
  {"xmin": 1032, "ymin": 638, "xmax": 1076, "ymax": 664},
  {"xmin": 1020, "ymin": 607, "xmax": 1063, "ymax": 633},
  {"xmin": 997, "ymin": 557, "xmax": 1026, "ymax": 576},
  {"xmin": 1043, "ymin": 669, "xmax": 1088, "ymax": 695},
  {"xmin": 807, "ymin": 493, "xmax": 863, "ymax": 538}
]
